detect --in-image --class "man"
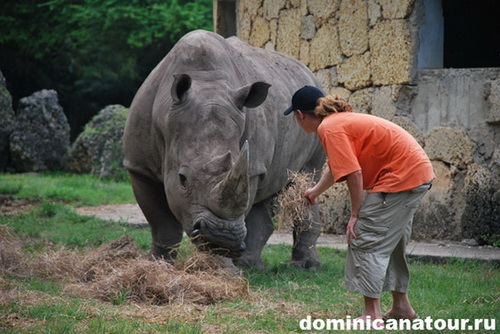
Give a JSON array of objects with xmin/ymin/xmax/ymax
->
[{"xmin": 284, "ymin": 86, "xmax": 434, "ymax": 321}]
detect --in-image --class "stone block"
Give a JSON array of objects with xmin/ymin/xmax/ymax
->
[
  {"xmin": 367, "ymin": 0, "xmax": 382, "ymax": 26},
  {"xmin": 370, "ymin": 19, "xmax": 413, "ymax": 85},
  {"xmin": 486, "ymin": 80, "xmax": 500, "ymax": 124},
  {"xmin": 299, "ymin": 40, "xmax": 310, "ymax": 66},
  {"xmin": 392, "ymin": 116, "xmax": 424, "ymax": 146},
  {"xmin": 237, "ymin": 1, "xmax": 264, "ymax": 42},
  {"xmin": 378, "ymin": 0, "xmax": 415, "ymax": 19},
  {"xmin": 238, "ymin": 0, "xmax": 260, "ymax": 17},
  {"xmin": 491, "ymin": 147, "xmax": 500, "ymax": 177},
  {"xmin": 249, "ymin": 16, "xmax": 270, "ymax": 48},
  {"xmin": 269, "ymin": 19, "xmax": 278, "ymax": 45},
  {"xmin": 319, "ymin": 177, "xmax": 350, "ymax": 234},
  {"xmin": 460, "ymin": 163, "xmax": 495, "ymax": 239},
  {"xmin": 425, "ymin": 127, "xmax": 476, "ymax": 169},
  {"xmin": 338, "ymin": 52, "xmax": 372, "ymax": 90},
  {"xmin": 309, "ymin": 21, "xmax": 342, "ymax": 71},
  {"xmin": 237, "ymin": 10, "xmax": 251, "ymax": 41},
  {"xmin": 330, "ymin": 87, "xmax": 352, "ymax": 100},
  {"xmin": 371, "ymin": 85, "xmax": 396, "ymax": 120},
  {"xmin": 413, "ymin": 160, "xmax": 460, "ymax": 240},
  {"xmin": 263, "ymin": 0, "xmax": 286, "ymax": 20},
  {"xmin": 314, "ymin": 67, "xmax": 338, "ymax": 93},
  {"xmin": 349, "ymin": 87, "xmax": 373, "ymax": 114},
  {"xmin": 308, "ymin": 0, "xmax": 340, "ymax": 25},
  {"xmin": 264, "ymin": 41, "xmax": 275, "ymax": 51},
  {"xmin": 276, "ymin": 8, "xmax": 301, "ymax": 59},
  {"xmin": 414, "ymin": 161, "xmax": 498, "ymax": 242},
  {"xmin": 301, "ymin": 15, "xmax": 316, "ymax": 40},
  {"xmin": 339, "ymin": 0, "xmax": 369, "ymax": 56}
]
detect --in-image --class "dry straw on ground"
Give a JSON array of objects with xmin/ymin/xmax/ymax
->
[
  {"xmin": 0, "ymin": 224, "xmax": 28, "ymax": 276},
  {"xmin": 0, "ymin": 226, "xmax": 248, "ymax": 306},
  {"xmin": 276, "ymin": 171, "xmax": 315, "ymax": 233}
]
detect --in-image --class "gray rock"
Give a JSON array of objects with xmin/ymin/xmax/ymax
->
[
  {"xmin": 67, "ymin": 105, "xmax": 129, "ymax": 180},
  {"xmin": 9, "ymin": 90, "xmax": 70, "ymax": 172},
  {"xmin": 461, "ymin": 239, "xmax": 479, "ymax": 247},
  {"xmin": 0, "ymin": 70, "xmax": 15, "ymax": 171}
]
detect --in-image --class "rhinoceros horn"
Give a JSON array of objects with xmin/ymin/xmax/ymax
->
[{"xmin": 209, "ymin": 141, "xmax": 250, "ymax": 218}]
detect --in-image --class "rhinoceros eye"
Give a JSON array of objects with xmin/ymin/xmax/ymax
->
[{"xmin": 179, "ymin": 173, "xmax": 188, "ymax": 189}]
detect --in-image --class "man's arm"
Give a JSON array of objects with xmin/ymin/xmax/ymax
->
[{"xmin": 345, "ymin": 170, "xmax": 364, "ymax": 244}]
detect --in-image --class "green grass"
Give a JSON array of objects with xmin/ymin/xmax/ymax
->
[
  {"xmin": 1, "ymin": 201, "xmax": 151, "ymax": 250},
  {"xmin": 0, "ymin": 172, "xmax": 135, "ymax": 206},
  {"xmin": 0, "ymin": 173, "xmax": 499, "ymax": 333}
]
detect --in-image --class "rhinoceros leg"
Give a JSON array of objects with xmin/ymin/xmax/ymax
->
[
  {"xmin": 234, "ymin": 198, "xmax": 274, "ymax": 269},
  {"xmin": 129, "ymin": 171, "xmax": 183, "ymax": 261},
  {"xmin": 289, "ymin": 203, "xmax": 322, "ymax": 269}
]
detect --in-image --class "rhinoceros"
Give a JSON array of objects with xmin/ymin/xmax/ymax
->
[{"xmin": 123, "ymin": 30, "xmax": 325, "ymax": 269}]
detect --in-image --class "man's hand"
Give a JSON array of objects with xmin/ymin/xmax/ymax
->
[
  {"xmin": 346, "ymin": 216, "xmax": 358, "ymax": 244},
  {"xmin": 345, "ymin": 170, "xmax": 364, "ymax": 245},
  {"xmin": 304, "ymin": 170, "xmax": 335, "ymax": 206},
  {"xmin": 305, "ymin": 188, "xmax": 318, "ymax": 205}
]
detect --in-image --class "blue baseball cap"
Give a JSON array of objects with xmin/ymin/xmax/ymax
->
[{"xmin": 283, "ymin": 85, "xmax": 325, "ymax": 116}]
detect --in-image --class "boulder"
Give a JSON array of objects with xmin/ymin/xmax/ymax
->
[
  {"xmin": 413, "ymin": 161, "xmax": 497, "ymax": 242},
  {"xmin": 67, "ymin": 105, "xmax": 129, "ymax": 180},
  {"xmin": 9, "ymin": 90, "xmax": 70, "ymax": 172},
  {"xmin": 0, "ymin": 71, "xmax": 15, "ymax": 171},
  {"xmin": 319, "ymin": 181, "xmax": 350, "ymax": 235},
  {"xmin": 486, "ymin": 79, "xmax": 500, "ymax": 124},
  {"xmin": 425, "ymin": 126, "xmax": 476, "ymax": 169}
]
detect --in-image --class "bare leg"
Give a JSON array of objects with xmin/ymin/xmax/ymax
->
[
  {"xmin": 359, "ymin": 296, "xmax": 383, "ymax": 320},
  {"xmin": 384, "ymin": 291, "xmax": 418, "ymax": 319}
]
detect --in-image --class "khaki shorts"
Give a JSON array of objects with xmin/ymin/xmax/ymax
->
[{"xmin": 345, "ymin": 183, "xmax": 431, "ymax": 299}]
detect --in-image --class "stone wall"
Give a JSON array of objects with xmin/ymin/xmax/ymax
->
[{"xmin": 224, "ymin": 0, "xmax": 499, "ymax": 243}]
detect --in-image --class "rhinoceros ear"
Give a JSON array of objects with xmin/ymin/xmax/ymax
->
[
  {"xmin": 171, "ymin": 74, "xmax": 192, "ymax": 104},
  {"xmin": 234, "ymin": 82, "xmax": 271, "ymax": 109}
]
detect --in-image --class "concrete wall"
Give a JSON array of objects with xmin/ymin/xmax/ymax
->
[{"xmin": 216, "ymin": 0, "xmax": 500, "ymax": 243}]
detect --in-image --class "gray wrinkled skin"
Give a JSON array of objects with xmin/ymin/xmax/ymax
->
[{"xmin": 123, "ymin": 30, "xmax": 325, "ymax": 269}]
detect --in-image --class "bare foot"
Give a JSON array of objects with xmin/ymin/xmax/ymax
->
[
  {"xmin": 383, "ymin": 310, "xmax": 419, "ymax": 320},
  {"xmin": 354, "ymin": 315, "xmax": 385, "ymax": 330}
]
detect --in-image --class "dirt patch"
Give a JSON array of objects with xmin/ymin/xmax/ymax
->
[
  {"xmin": 75, "ymin": 203, "xmax": 148, "ymax": 226},
  {"xmin": 0, "ymin": 195, "xmax": 39, "ymax": 216}
]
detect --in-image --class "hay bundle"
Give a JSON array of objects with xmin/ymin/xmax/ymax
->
[
  {"xmin": 276, "ymin": 171, "xmax": 315, "ymax": 233},
  {"xmin": 78, "ymin": 235, "xmax": 141, "ymax": 282},
  {"xmin": 2, "ymin": 231, "xmax": 248, "ymax": 306},
  {"xmin": 59, "ymin": 237, "xmax": 247, "ymax": 305},
  {"xmin": 34, "ymin": 235, "xmax": 141, "ymax": 281},
  {"xmin": 65, "ymin": 256, "xmax": 248, "ymax": 305}
]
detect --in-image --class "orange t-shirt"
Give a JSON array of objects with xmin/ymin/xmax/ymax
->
[{"xmin": 317, "ymin": 112, "xmax": 435, "ymax": 193}]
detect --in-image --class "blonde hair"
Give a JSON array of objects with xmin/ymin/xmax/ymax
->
[{"xmin": 313, "ymin": 95, "xmax": 353, "ymax": 118}]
